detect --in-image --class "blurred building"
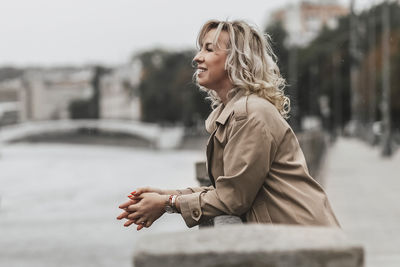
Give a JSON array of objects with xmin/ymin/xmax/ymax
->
[
  {"xmin": 0, "ymin": 68, "xmax": 93, "ymax": 125},
  {"xmin": 0, "ymin": 65, "xmax": 143, "ymax": 126},
  {"xmin": 0, "ymin": 79, "xmax": 22, "ymax": 125},
  {"xmin": 271, "ymin": 0, "xmax": 349, "ymax": 47},
  {"xmin": 25, "ymin": 68, "xmax": 94, "ymax": 120},
  {"xmin": 99, "ymin": 62, "xmax": 141, "ymax": 120}
]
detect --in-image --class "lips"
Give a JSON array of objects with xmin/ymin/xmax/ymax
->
[{"xmin": 197, "ymin": 67, "xmax": 207, "ymax": 75}]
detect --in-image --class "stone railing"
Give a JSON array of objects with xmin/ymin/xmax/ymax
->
[{"xmin": 134, "ymin": 224, "xmax": 364, "ymax": 267}]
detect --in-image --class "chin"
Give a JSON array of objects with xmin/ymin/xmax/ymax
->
[{"xmin": 196, "ymin": 79, "xmax": 207, "ymax": 88}]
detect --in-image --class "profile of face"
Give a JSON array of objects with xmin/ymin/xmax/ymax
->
[{"xmin": 193, "ymin": 28, "xmax": 233, "ymax": 93}]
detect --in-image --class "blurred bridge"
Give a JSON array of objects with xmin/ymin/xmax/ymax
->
[{"xmin": 0, "ymin": 120, "xmax": 184, "ymax": 149}]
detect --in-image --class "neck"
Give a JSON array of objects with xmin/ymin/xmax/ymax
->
[{"xmin": 217, "ymin": 86, "xmax": 232, "ymax": 105}]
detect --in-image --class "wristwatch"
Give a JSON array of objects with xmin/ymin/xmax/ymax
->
[{"xmin": 165, "ymin": 195, "xmax": 178, "ymax": 213}]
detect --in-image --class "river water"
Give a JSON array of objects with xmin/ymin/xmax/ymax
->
[{"xmin": 0, "ymin": 143, "xmax": 204, "ymax": 267}]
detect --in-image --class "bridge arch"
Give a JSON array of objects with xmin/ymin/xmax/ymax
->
[{"xmin": 0, "ymin": 120, "xmax": 184, "ymax": 149}]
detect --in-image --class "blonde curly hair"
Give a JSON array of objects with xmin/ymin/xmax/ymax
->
[{"xmin": 195, "ymin": 19, "xmax": 290, "ymax": 118}]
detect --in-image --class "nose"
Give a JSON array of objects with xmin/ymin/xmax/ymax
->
[{"xmin": 193, "ymin": 51, "xmax": 204, "ymax": 65}]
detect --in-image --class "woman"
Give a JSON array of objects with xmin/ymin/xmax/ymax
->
[{"xmin": 117, "ymin": 20, "xmax": 340, "ymax": 231}]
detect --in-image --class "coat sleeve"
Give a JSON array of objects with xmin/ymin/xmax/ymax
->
[
  {"xmin": 179, "ymin": 117, "xmax": 277, "ymax": 227},
  {"xmin": 178, "ymin": 186, "xmax": 214, "ymax": 195}
]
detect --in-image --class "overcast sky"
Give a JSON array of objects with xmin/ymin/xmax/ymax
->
[{"xmin": 0, "ymin": 0, "xmax": 374, "ymax": 67}]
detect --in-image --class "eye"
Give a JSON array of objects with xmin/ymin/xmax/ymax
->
[{"xmin": 205, "ymin": 44, "xmax": 213, "ymax": 52}]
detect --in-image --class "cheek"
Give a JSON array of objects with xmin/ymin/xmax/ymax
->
[{"xmin": 212, "ymin": 58, "xmax": 227, "ymax": 76}]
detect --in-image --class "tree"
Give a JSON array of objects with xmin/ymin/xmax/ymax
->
[{"xmin": 133, "ymin": 49, "xmax": 211, "ymax": 126}]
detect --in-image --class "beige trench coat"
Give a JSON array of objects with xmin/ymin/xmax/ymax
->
[{"xmin": 179, "ymin": 90, "xmax": 340, "ymax": 228}]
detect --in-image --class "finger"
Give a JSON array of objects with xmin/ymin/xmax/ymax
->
[
  {"xmin": 124, "ymin": 220, "xmax": 135, "ymax": 227},
  {"xmin": 145, "ymin": 220, "xmax": 152, "ymax": 228},
  {"xmin": 131, "ymin": 188, "xmax": 143, "ymax": 196},
  {"xmin": 132, "ymin": 219, "xmax": 147, "ymax": 229},
  {"xmin": 131, "ymin": 193, "xmax": 145, "ymax": 200},
  {"xmin": 134, "ymin": 187, "xmax": 152, "ymax": 196},
  {"xmin": 127, "ymin": 212, "xmax": 141, "ymax": 220},
  {"xmin": 126, "ymin": 203, "xmax": 140, "ymax": 212},
  {"xmin": 116, "ymin": 211, "xmax": 130, "ymax": 220},
  {"xmin": 133, "ymin": 189, "xmax": 142, "ymax": 196},
  {"xmin": 119, "ymin": 199, "xmax": 136, "ymax": 209},
  {"xmin": 128, "ymin": 195, "xmax": 142, "ymax": 201},
  {"xmin": 137, "ymin": 218, "xmax": 148, "ymax": 230},
  {"xmin": 131, "ymin": 219, "xmax": 138, "ymax": 225}
]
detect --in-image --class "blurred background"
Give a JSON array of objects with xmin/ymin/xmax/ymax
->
[{"xmin": 0, "ymin": 0, "xmax": 399, "ymax": 267}]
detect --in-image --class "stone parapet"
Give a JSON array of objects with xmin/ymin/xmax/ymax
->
[{"xmin": 134, "ymin": 224, "xmax": 364, "ymax": 267}]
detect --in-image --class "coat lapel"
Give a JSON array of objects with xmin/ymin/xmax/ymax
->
[
  {"xmin": 206, "ymin": 128, "xmax": 217, "ymax": 187},
  {"xmin": 204, "ymin": 90, "xmax": 246, "ymax": 188}
]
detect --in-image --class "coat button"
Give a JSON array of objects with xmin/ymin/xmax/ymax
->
[{"xmin": 192, "ymin": 209, "xmax": 200, "ymax": 217}]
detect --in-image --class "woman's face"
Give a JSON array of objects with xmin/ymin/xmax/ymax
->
[{"xmin": 194, "ymin": 28, "xmax": 232, "ymax": 93}]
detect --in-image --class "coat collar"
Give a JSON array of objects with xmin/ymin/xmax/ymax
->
[{"xmin": 205, "ymin": 89, "xmax": 246, "ymax": 134}]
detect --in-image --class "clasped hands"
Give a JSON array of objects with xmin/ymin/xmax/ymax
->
[{"xmin": 116, "ymin": 187, "xmax": 167, "ymax": 231}]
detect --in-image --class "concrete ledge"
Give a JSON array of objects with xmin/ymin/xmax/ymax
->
[{"xmin": 134, "ymin": 224, "xmax": 363, "ymax": 267}]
